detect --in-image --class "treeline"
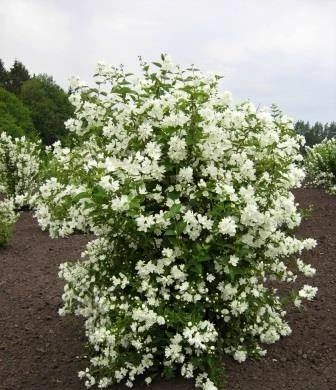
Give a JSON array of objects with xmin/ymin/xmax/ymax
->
[
  {"xmin": 295, "ymin": 121, "xmax": 336, "ymax": 147},
  {"xmin": 0, "ymin": 59, "xmax": 73, "ymax": 145},
  {"xmin": 0, "ymin": 59, "xmax": 335, "ymax": 146}
]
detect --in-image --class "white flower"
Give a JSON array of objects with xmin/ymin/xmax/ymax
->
[
  {"xmin": 161, "ymin": 55, "xmax": 175, "ymax": 72},
  {"xmin": 233, "ymin": 349, "xmax": 247, "ymax": 363},
  {"xmin": 181, "ymin": 362, "xmax": 194, "ymax": 378},
  {"xmin": 165, "ymin": 340, "xmax": 183, "ymax": 362},
  {"xmin": 99, "ymin": 176, "xmax": 120, "ymax": 192},
  {"xmin": 168, "ymin": 135, "xmax": 187, "ymax": 162},
  {"xmin": 260, "ymin": 327, "xmax": 280, "ymax": 344},
  {"xmin": 138, "ymin": 123, "xmax": 153, "ymax": 141},
  {"xmin": 177, "ymin": 167, "xmax": 193, "ymax": 183},
  {"xmin": 145, "ymin": 377, "xmax": 152, "ymax": 385},
  {"xmin": 204, "ymin": 378, "xmax": 217, "ymax": 390},
  {"xmin": 111, "ymin": 195, "xmax": 129, "ymax": 211},
  {"xmin": 294, "ymin": 297, "xmax": 302, "ymax": 307},
  {"xmin": 229, "ymin": 255, "xmax": 239, "ymax": 267},
  {"xmin": 144, "ymin": 141, "xmax": 162, "ymax": 160},
  {"xmin": 222, "ymin": 90, "xmax": 233, "ymax": 106},
  {"xmin": 206, "ymin": 274, "xmax": 215, "ymax": 282},
  {"xmin": 299, "ymin": 285, "xmax": 318, "ymax": 301},
  {"xmin": 297, "ymin": 259, "xmax": 316, "ymax": 277},
  {"xmin": 302, "ymin": 238, "xmax": 317, "ymax": 250},
  {"xmin": 218, "ymin": 217, "xmax": 237, "ymax": 236}
]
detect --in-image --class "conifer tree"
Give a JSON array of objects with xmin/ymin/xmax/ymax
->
[{"xmin": 6, "ymin": 60, "xmax": 30, "ymax": 95}]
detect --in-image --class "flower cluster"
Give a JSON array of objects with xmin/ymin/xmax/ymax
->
[
  {"xmin": 0, "ymin": 198, "xmax": 18, "ymax": 246},
  {"xmin": 34, "ymin": 55, "xmax": 317, "ymax": 389},
  {"xmin": 305, "ymin": 138, "xmax": 336, "ymax": 194},
  {"xmin": 0, "ymin": 132, "xmax": 43, "ymax": 206}
]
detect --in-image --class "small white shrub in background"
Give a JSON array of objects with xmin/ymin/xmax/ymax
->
[
  {"xmin": 0, "ymin": 198, "xmax": 18, "ymax": 246},
  {"xmin": 305, "ymin": 138, "xmax": 336, "ymax": 194},
  {"xmin": 0, "ymin": 132, "xmax": 43, "ymax": 207},
  {"xmin": 34, "ymin": 55, "xmax": 317, "ymax": 389}
]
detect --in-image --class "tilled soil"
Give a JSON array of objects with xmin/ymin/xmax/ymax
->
[{"xmin": 0, "ymin": 188, "xmax": 335, "ymax": 390}]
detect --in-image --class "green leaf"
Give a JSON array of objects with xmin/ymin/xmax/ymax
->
[
  {"xmin": 72, "ymin": 191, "xmax": 89, "ymax": 203},
  {"xmin": 92, "ymin": 185, "xmax": 108, "ymax": 203},
  {"xmin": 176, "ymin": 221, "xmax": 187, "ymax": 234},
  {"xmin": 170, "ymin": 203, "xmax": 181, "ymax": 214},
  {"xmin": 152, "ymin": 62, "xmax": 162, "ymax": 68},
  {"xmin": 164, "ymin": 229, "xmax": 176, "ymax": 236}
]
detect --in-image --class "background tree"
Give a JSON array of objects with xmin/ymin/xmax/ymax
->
[
  {"xmin": 20, "ymin": 74, "xmax": 74, "ymax": 144},
  {"xmin": 0, "ymin": 87, "xmax": 35, "ymax": 138},
  {"xmin": 0, "ymin": 60, "xmax": 8, "ymax": 88},
  {"xmin": 295, "ymin": 120, "xmax": 335, "ymax": 147},
  {"xmin": 325, "ymin": 122, "xmax": 336, "ymax": 139},
  {"xmin": 5, "ymin": 60, "xmax": 30, "ymax": 95}
]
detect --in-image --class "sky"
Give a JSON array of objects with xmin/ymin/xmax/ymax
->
[{"xmin": 1, "ymin": 0, "xmax": 335, "ymax": 123}]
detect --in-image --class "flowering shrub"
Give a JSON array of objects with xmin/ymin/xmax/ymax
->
[
  {"xmin": 0, "ymin": 198, "xmax": 18, "ymax": 246},
  {"xmin": 35, "ymin": 55, "xmax": 317, "ymax": 389},
  {"xmin": 305, "ymin": 138, "xmax": 336, "ymax": 194},
  {"xmin": 33, "ymin": 140, "xmax": 93, "ymax": 237},
  {"xmin": 0, "ymin": 132, "xmax": 44, "ymax": 207}
]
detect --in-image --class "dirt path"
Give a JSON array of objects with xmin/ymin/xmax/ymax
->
[{"xmin": 0, "ymin": 189, "xmax": 335, "ymax": 390}]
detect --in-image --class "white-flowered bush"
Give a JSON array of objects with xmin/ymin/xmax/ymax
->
[
  {"xmin": 0, "ymin": 132, "xmax": 43, "ymax": 207},
  {"xmin": 0, "ymin": 198, "xmax": 18, "ymax": 246},
  {"xmin": 305, "ymin": 138, "xmax": 336, "ymax": 194},
  {"xmin": 34, "ymin": 55, "xmax": 317, "ymax": 389}
]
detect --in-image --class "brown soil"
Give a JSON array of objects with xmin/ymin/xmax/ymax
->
[{"xmin": 0, "ymin": 188, "xmax": 335, "ymax": 390}]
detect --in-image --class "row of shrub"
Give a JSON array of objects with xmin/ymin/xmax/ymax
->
[{"xmin": 0, "ymin": 132, "xmax": 45, "ymax": 246}]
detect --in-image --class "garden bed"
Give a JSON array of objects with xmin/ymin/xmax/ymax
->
[{"xmin": 0, "ymin": 188, "xmax": 335, "ymax": 390}]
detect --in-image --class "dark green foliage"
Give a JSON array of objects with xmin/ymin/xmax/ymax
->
[
  {"xmin": 295, "ymin": 120, "xmax": 336, "ymax": 147},
  {"xmin": 0, "ymin": 224, "xmax": 11, "ymax": 247},
  {"xmin": 0, "ymin": 87, "xmax": 35, "ymax": 138},
  {"xmin": 20, "ymin": 74, "xmax": 74, "ymax": 144},
  {"xmin": 0, "ymin": 59, "xmax": 8, "ymax": 88},
  {"xmin": 1, "ymin": 59, "xmax": 74, "ymax": 145},
  {"xmin": 326, "ymin": 122, "xmax": 336, "ymax": 139},
  {"xmin": 4, "ymin": 60, "xmax": 30, "ymax": 95}
]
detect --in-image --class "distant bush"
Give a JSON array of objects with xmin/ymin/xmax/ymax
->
[
  {"xmin": 0, "ymin": 198, "xmax": 18, "ymax": 247},
  {"xmin": 305, "ymin": 138, "xmax": 336, "ymax": 194},
  {"xmin": 0, "ymin": 132, "xmax": 43, "ymax": 206}
]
